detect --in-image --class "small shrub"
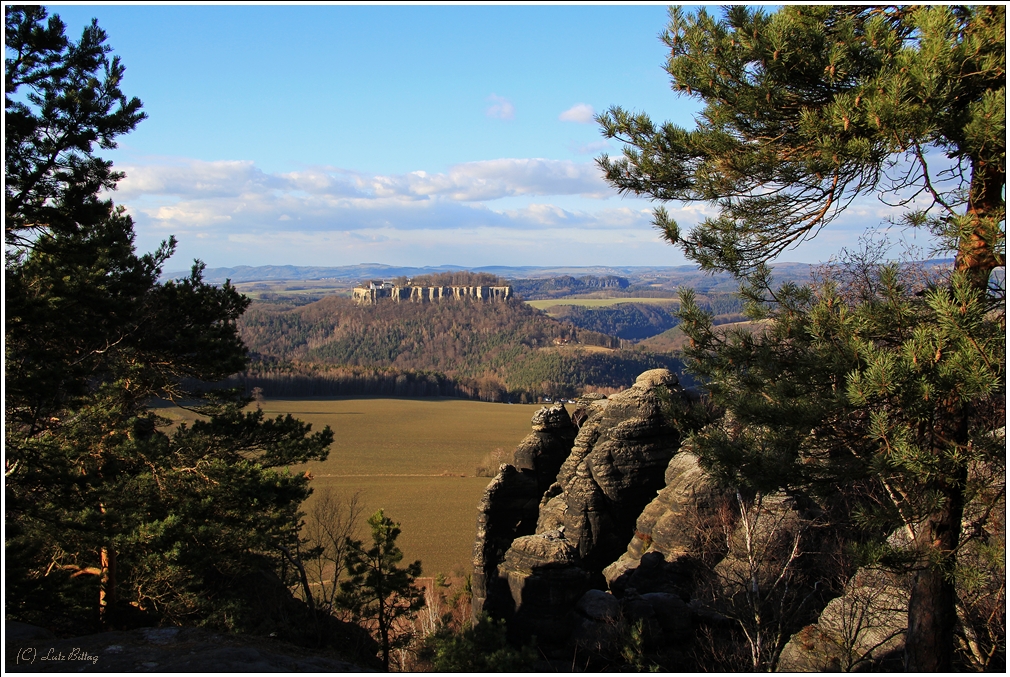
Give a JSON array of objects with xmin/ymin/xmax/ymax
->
[
  {"xmin": 475, "ymin": 447, "xmax": 512, "ymax": 477},
  {"xmin": 417, "ymin": 613, "xmax": 537, "ymax": 672}
]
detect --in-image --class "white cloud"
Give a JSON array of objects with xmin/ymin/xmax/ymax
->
[
  {"xmin": 388, "ymin": 158, "xmax": 610, "ymax": 201},
  {"xmin": 109, "ymin": 155, "xmax": 713, "ymax": 268},
  {"xmin": 117, "ymin": 160, "xmax": 278, "ymax": 198},
  {"xmin": 485, "ymin": 94, "xmax": 515, "ymax": 120},
  {"xmin": 501, "ymin": 203, "xmax": 654, "ymax": 230},
  {"xmin": 115, "ymin": 157, "xmax": 611, "ymax": 205},
  {"xmin": 116, "ymin": 160, "xmax": 364, "ymax": 201},
  {"xmin": 150, "ymin": 224, "xmax": 683, "ymax": 270},
  {"xmin": 570, "ymin": 140, "xmax": 611, "ymax": 155},
  {"xmin": 559, "ymin": 103, "xmax": 596, "ymax": 124}
]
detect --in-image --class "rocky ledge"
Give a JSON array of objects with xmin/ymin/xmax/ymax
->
[{"xmin": 5, "ymin": 621, "xmax": 368, "ymax": 673}]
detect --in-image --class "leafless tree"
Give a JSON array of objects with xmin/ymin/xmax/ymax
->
[
  {"xmin": 698, "ymin": 490, "xmax": 822, "ymax": 671},
  {"xmin": 300, "ymin": 489, "xmax": 364, "ymax": 616}
]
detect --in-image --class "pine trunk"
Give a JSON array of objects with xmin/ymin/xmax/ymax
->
[
  {"xmin": 908, "ymin": 157, "xmax": 1003, "ymax": 668},
  {"xmin": 904, "ymin": 409, "xmax": 969, "ymax": 671},
  {"xmin": 956, "ymin": 159, "xmax": 1004, "ymax": 288},
  {"xmin": 904, "ymin": 488, "xmax": 963, "ymax": 671},
  {"xmin": 99, "ymin": 545, "xmax": 117, "ymax": 630}
]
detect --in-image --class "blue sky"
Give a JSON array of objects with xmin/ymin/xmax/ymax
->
[{"xmin": 45, "ymin": 4, "xmax": 900, "ymax": 269}]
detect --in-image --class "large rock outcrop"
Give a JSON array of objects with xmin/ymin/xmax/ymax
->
[
  {"xmin": 586, "ymin": 447, "xmax": 825, "ymax": 665},
  {"xmin": 472, "ymin": 369, "xmax": 685, "ymax": 645},
  {"xmin": 471, "ymin": 403, "xmax": 578, "ymax": 620},
  {"xmin": 603, "ymin": 450, "xmax": 724, "ymax": 598}
]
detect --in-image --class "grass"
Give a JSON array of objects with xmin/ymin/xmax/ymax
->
[
  {"xmin": 542, "ymin": 343, "xmax": 616, "ymax": 354},
  {"xmin": 526, "ymin": 297, "xmax": 680, "ymax": 310},
  {"xmin": 231, "ymin": 280, "xmax": 353, "ymax": 300},
  {"xmin": 158, "ymin": 397, "xmax": 540, "ymax": 577}
]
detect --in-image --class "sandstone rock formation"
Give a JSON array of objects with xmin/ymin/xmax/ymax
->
[
  {"xmin": 776, "ymin": 568, "xmax": 908, "ymax": 672},
  {"xmin": 603, "ymin": 450, "xmax": 723, "ymax": 598},
  {"xmin": 472, "ymin": 369, "xmax": 686, "ymax": 645},
  {"xmin": 352, "ymin": 283, "xmax": 512, "ymax": 304},
  {"xmin": 587, "ymin": 443, "xmax": 825, "ymax": 666},
  {"xmin": 471, "ymin": 403, "xmax": 578, "ymax": 622},
  {"xmin": 470, "ymin": 375, "xmax": 1003, "ymax": 669}
]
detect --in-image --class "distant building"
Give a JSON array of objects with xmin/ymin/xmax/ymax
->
[{"xmin": 352, "ymin": 281, "xmax": 513, "ymax": 305}]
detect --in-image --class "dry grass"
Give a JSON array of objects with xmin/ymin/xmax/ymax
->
[
  {"xmin": 474, "ymin": 446, "xmax": 514, "ymax": 477},
  {"xmin": 159, "ymin": 397, "xmax": 540, "ymax": 576}
]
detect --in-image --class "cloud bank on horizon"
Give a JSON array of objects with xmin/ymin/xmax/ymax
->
[
  {"xmin": 113, "ymin": 155, "xmax": 704, "ymax": 267},
  {"xmin": 113, "ymin": 151, "xmax": 900, "ymax": 270}
]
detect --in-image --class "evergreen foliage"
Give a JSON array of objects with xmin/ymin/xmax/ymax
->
[
  {"xmin": 393, "ymin": 270, "xmax": 506, "ymax": 287},
  {"xmin": 238, "ymin": 296, "xmax": 684, "ymax": 399},
  {"xmin": 599, "ymin": 5, "xmax": 1004, "ymax": 670},
  {"xmin": 338, "ymin": 510, "xmax": 424, "ymax": 671},
  {"xmin": 5, "ymin": 6, "xmax": 332, "ymax": 635},
  {"xmin": 547, "ymin": 302, "xmax": 680, "ymax": 340},
  {"xmin": 600, "ymin": 5, "xmax": 1004, "ymax": 282},
  {"xmin": 418, "ymin": 613, "xmax": 537, "ymax": 672}
]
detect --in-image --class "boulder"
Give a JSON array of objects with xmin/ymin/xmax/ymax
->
[
  {"xmin": 777, "ymin": 568, "xmax": 909, "ymax": 672},
  {"xmin": 513, "ymin": 404, "xmax": 578, "ymax": 492},
  {"xmin": 575, "ymin": 589, "xmax": 620, "ymax": 623}
]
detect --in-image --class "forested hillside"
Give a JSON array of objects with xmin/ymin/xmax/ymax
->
[
  {"xmin": 541, "ymin": 295, "xmax": 746, "ymax": 341},
  {"xmin": 511, "ymin": 274, "xmax": 630, "ymax": 299},
  {"xmin": 545, "ymin": 303, "xmax": 678, "ymax": 340},
  {"xmin": 238, "ymin": 296, "xmax": 683, "ymax": 400}
]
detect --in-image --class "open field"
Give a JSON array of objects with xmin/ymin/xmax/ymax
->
[
  {"xmin": 526, "ymin": 297, "xmax": 680, "ymax": 310},
  {"xmin": 231, "ymin": 279, "xmax": 353, "ymax": 301},
  {"xmin": 158, "ymin": 397, "xmax": 540, "ymax": 576},
  {"xmin": 541, "ymin": 344, "xmax": 617, "ymax": 355}
]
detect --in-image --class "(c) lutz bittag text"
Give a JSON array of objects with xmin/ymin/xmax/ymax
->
[{"xmin": 16, "ymin": 647, "xmax": 100, "ymax": 666}]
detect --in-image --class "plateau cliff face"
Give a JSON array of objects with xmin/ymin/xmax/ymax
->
[{"xmin": 352, "ymin": 283, "xmax": 512, "ymax": 304}]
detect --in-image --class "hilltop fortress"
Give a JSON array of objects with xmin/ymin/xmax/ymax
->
[{"xmin": 353, "ymin": 280, "xmax": 513, "ymax": 304}]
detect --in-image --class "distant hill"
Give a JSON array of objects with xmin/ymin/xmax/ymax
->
[
  {"xmin": 237, "ymin": 295, "xmax": 683, "ymax": 401},
  {"xmin": 170, "ymin": 259, "xmax": 963, "ymax": 291},
  {"xmin": 165, "ymin": 262, "xmax": 820, "ymax": 289},
  {"xmin": 536, "ymin": 294, "xmax": 747, "ymax": 342},
  {"xmin": 511, "ymin": 275, "xmax": 630, "ymax": 299}
]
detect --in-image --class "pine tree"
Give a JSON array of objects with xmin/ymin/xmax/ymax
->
[
  {"xmin": 599, "ymin": 6, "xmax": 1004, "ymax": 285},
  {"xmin": 339, "ymin": 510, "xmax": 424, "ymax": 671},
  {"xmin": 598, "ymin": 6, "xmax": 1004, "ymax": 670},
  {"xmin": 5, "ymin": 6, "xmax": 332, "ymax": 633}
]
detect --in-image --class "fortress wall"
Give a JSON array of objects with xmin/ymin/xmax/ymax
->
[{"xmin": 352, "ymin": 284, "xmax": 513, "ymax": 304}]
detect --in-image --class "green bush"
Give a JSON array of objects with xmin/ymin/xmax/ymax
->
[{"xmin": 418, "ymin": 613, "xmax": 537, "ymax": 672}]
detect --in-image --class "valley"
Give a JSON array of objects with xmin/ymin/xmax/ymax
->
[
  {"xmin": 236, "ymin": 278, "xmax": 687, "ymax": 401},
  {"xmin": 157, "ymin": 397, "xmax": 542, "ymax": 577}
]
